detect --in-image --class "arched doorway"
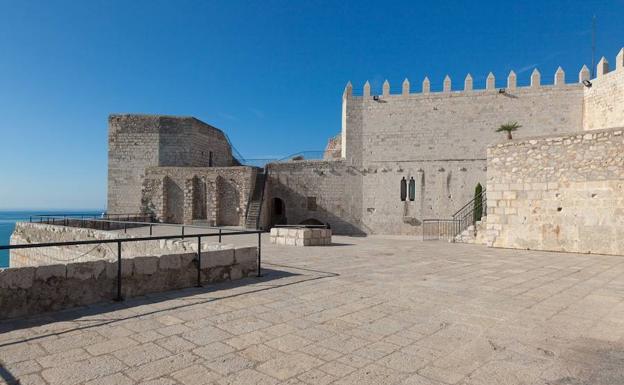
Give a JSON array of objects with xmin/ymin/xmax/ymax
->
[{"xmin": 271, "ymin": 198, "xmax": 286, "ymax": 226}]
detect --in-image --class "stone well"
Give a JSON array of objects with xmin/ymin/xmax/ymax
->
[{"xmin": 269, "ymin": 227, "xmax": 332, "ymax": 246}]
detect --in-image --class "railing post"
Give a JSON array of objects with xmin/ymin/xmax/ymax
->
[
  {"xmin": 116, "ymin": 241, "xmax": 123, "ymax": 301},
  {"xmin": 257, "ymin": 232, "xmax": 262, "ymax": 277},
  {"xmin": 149, "ymin": 224, "xmax": 153, "ymax": 236},
  {"xmin": 218, "ymin": 228, "xmax": 222, "ymax": 243},
  {"xmin": 124, "ymin": 223, "xmax": 127, "ymax": 233},
  {"xmin": 196, "ymin": 236, "xmax": 202, "ymax": 287},
  {"xmin": 182, "ymin": 226, "xmax": 185, "ymax": 239}
]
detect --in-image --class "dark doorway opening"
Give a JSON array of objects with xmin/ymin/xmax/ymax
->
[{"xmin": 271, "ymin": 198, "xmax": 286, "ymax": 226}]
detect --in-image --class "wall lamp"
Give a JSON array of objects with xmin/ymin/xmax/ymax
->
[
  {"xmin": 498, "ymin": 88, "xmax": 506, "ymax": 94},
  {"xmin": 582, "ymin": 79, "xmax": 592, "ymax": 88}
]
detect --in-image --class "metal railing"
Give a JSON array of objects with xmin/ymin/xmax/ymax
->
[
  {"xmin": 452, "ymin": 190, "xmax": 487, "ymax": 236},
  {"xmin": 422, "ymin": 190, "xmax": 486, "ymax": 241},
  {"xmin": 29, "ymin": 215, "xmax": 244, "ymax": 242},
  {"xmin": 31, "ymin": 213, "xmax": 154, "ymax": 226},
  {"xmin": 0, "ymin": 229, "xmax": 264, "ymax": 301},
  {"xmin": 422, "ymin": 219, "xmax": 460, "ymax": 241},
  {"xmin": 233, "ymin": 151, "xmax": 327, "ymax": 168}
]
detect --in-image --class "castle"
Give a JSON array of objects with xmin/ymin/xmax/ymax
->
[{"xmin": 108, "ymin": 47, "xmax": 624, "ymax": 255}]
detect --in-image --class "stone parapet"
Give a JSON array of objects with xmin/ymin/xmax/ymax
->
[
  {"xmin": 269, "ymin": 227, "xmax": 332, "ymax": 246},
  {"xmin": 0, "ymin": 244, "xmax": 258, "ymax": 320}
]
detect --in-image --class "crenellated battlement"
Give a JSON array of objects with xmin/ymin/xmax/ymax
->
[{"xmin": 344, "ymin": 47, "xmax": 624, "ymax": 99}]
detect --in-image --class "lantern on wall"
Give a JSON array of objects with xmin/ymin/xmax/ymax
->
[
  {"xmin": 409, "ymin": 177, "xmax": 416, "ymax": 201},
  {"xmin": 400, "ymin": 177, "xmax": 407, "ymax": 201}
]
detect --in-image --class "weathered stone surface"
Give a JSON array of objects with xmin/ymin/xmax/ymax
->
[
  {"xmin": 0, "ymin": 243, "xmax": 257, "ymax": 320},
  {"xmin": 0, "ymin": 267, "xmax": 35, "ymax": 289},
  {"xmin": 67, "ymin": 261, "xmax": 105, "ymax": 280},
  {"xmin": 133, "ymin": 256, "xmax": 158, "ymax": 275},
  {"xmin": 158, "ymin": 254, "xmax": 181, "ymax": 270},
  {"xmin": 269, "ymin": 228, "xmax": 332, "ymax": 247},
  {"xmin": 201, "ymin": 249, "xmax": 234, "ymax": 268},
  {"xmin": 34, "ymin": 264, "xmax": 66, "ymax": 281},
  {"xmin": 486, "ymin": 127, "xmax": 624, "ymax": 255},
  {"xmin": 234, "ymin": 247, "xmax": 257, "ymax": 265}
]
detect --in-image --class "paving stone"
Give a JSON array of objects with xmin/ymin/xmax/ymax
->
[
  {"xmin": 205, "ymin": 353, "xmax": 255, "ymax": 376},
  {"xmin": 113, "ymin": 342, "xmax": 171, "ymax": 367},
  {"xmin": 217, "ymin": 368, "xmax": 280, "ymax": 385},
  {"xmin": 155, "ymin": 335, "xmax": 197, "ymax": 354},
  {"xmin": 239, "ymin": 344, "xmax": 283, "ymax": 362},
  {"xmin": 182, "ymin": 326, "xmax": 232, "ymax": 346},
  {"xmin": 193, "ymin": 341, "xmax": 235, "ymax": 361},
  {"xmin": 124, "ymin": 351, "xmax": 198, "ymax": 381},
  {"xmin": 84, "ymin": 372, "xmax": 135, "ymax": 385},
  {"xmin": 257, "ymin": 352, "xmax": 324, "ymax": 380},
  {"xmin": 3, "ymin": 236, "xmax": 624, "ymax": 385},
  {"xmin": 86, "ymin": 337, "xmax": 139, "ymax": 356},
  {"xmin": 171, "ymin": 364, "xmax": 220, "ymax": 385},
  {"xmin": 265, "ymin": 334, "xmax": 312, "ymax": 353},
  {"xmin": 40, "ymin": 355, "xmax": 126, "ymax": 385},
  {"xmin": 332, "ymin": 363, "xmax": 407, "ymax": 385}
]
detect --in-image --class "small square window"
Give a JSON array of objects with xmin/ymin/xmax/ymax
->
[{"xmin": 307, "ymin": 197, "xmax": 317, "ymax": 211}]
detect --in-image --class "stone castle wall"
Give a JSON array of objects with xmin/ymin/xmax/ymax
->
[
  {"xmin": 486, "ymin": 127, "xmax": 624, "ymax": 255},
  {"xmin": 263, "ymin": 160, "xmax": 364, "ymax": 235},
  {"xmin": 142, "ymin": 166, "xmax": 256, "ymax": 225},
  {"xmin": 108, "ymin": 115, "xmax": 234, "ymax": 215},
  {"xmin": 583, "ymin": 50, "xmax": 624, "ymax": 131},
  {"xmin": 341, "ymin": 70, "xmax": 585, "ymax": 234}
]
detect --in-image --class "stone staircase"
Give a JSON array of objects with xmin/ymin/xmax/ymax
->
[
  {"xmin": 245, "ymin": 171, "xmax": 266, "ymax": 229},
  {"xmin": 454, "ymin": 217, "xmax": 488, "ymax": 245}
]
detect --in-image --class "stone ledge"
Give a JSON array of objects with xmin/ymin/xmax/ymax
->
[
  {"xmin": 0, "ymin": 245, "xmax": 258, "ymax": 320},
  {"xmin": 269, "ymin": 228, "xmax": 332, "ymax": 247}
]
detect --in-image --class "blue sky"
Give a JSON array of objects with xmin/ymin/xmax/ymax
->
[{"xmin": 0, "ymin": 0, "xmax": 623, "ymax": 210}]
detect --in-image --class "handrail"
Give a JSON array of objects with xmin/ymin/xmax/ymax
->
[
  {"xmin": 254, "ymin": 166, "xmax": 267, "ymax": 229},
  {"xmin": 0, "ymin": 229, "xmax": 262, "ymax": 250},
  {"xmin": 452, "ymin": 190, "xmax": 486, "ymax": 219}
]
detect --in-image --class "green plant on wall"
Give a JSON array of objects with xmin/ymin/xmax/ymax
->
[
  {"xmin": 473, "ymin": 183, "xmax": 483, "ymax": 223},
  {"xmin": 496, "ymin": 121, "xmax": 521, "ymax": 140}
]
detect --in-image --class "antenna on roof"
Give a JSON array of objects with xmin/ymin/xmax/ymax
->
[{"xmin": 591, "ymin": 15, "xmax": 596, "ymax": 78}]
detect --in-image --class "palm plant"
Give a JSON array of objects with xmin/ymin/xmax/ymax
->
[{"xmin": 496, "ymin": 121, "xmax": 521, "ymax": 140}]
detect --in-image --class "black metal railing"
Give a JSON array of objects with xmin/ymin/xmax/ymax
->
[
  {"xmin": 422, "ymin": 190, "xmax": 486, "ymax": 241},
  {"xmin": 31, "ymin": 213, "xmax": 154, "ymax": 226},
  {"xmin": 28, "ymin": 215, "xmax": 244, "ymax": 242},
  {"xmin": 452, "ymin": 190, "xmax": 487, "ymax": 236},
  {"xmin": 0, "ymin": 229, "xmax": 264, "ymax": 301}
]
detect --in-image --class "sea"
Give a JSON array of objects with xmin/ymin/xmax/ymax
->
[{"xmin": 0, "ymin": 210, "xmax": 103, "ymax": 268}]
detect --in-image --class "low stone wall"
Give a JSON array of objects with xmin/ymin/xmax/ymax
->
[
  {"xmin": 1, "ymin": 245, "xmax": 257, "ymax": 320},
  {"xmin": 269, "ymin": 227, "xmax": 332, "ymax": 246},
  {"xmin": 486, "ymin": 127, "xmax": 624, "ymax": 255},
  {"xmin": 1, "ymin": 223, "xmax": 258, "ymax": 319}
]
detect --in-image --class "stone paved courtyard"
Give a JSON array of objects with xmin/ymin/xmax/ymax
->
[{"xmin": 2, "ymin": 234, "xmax": 624, "ymax": 385}]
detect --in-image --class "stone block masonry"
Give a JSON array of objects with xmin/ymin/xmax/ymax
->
[
  {"xmin": 142, "ymin": 166, "xmax": 256, "ymax": 225},
  {"xmin": 583, "ymin": 49, "xmax": 624, "ymax": 131},
  {"xmin": 486, "ymin": 127, "xmax": 624, "ymax": 255},
  {"xmin": 108, "ymin": 114, "xmax": 235, "ymax": 215},
  {"xmin": 2, "ymin": 223, "xmax": 258, "ymax": 319},
  {"xmin": 269, "ymin": 227, "xmax": 332, "ymax": 246}
]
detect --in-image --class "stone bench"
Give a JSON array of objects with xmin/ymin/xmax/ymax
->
[{"xmin": 269, "ymin": 227, "xmax": 332, "ymax": 246}]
